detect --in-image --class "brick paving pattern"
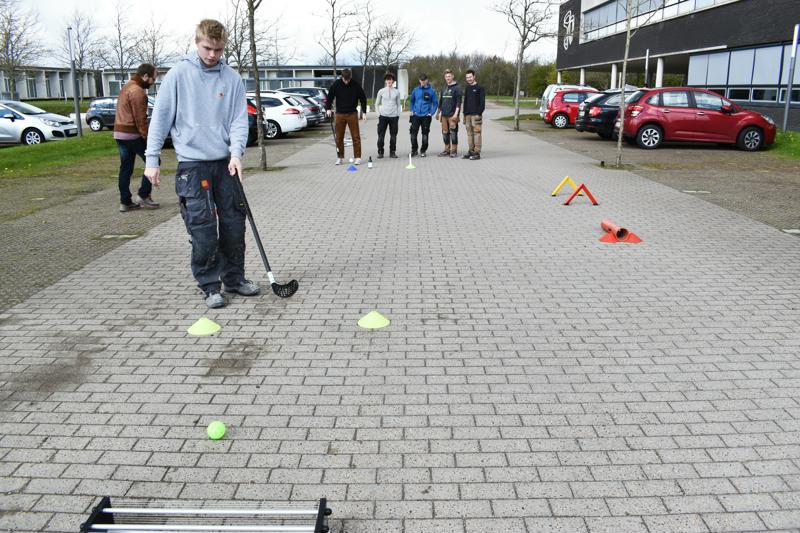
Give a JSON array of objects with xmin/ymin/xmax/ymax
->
[{"xmin": 1, "ymin": 107, "xmax": 799, "ymax": 532}]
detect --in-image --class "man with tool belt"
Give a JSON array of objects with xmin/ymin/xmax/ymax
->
[
  {"xmin": 435, "ymin": 69, "xmax": 462, "ymax": 158},
  {"xmin": 144, "ymin": 19, "xmax": 259, "ymax": 309},
  {"xmin": 462, "ymin": 69, "xmax": 485, "ymax": 160}
]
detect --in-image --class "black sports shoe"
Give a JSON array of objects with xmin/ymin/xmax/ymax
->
[
  {"xmin": 462, "ymin": 152, "xmax": 473, "ymax": 159},
  {"xmin": 469, "ymin": 153, "xmax": 481, "ymax": 160},
  {"xmin": 377, "ymin": 153, "xmax": 384, "ymax": 159},
  {"xmin": 411, "ymin": 151, "xmax": 418, "ymax": 157},
  {"xmin": 119, "ymin": 202, "xmax": 141, "ymax": 212},
  {"xmin": 390, "ymin": 152, "xmax": 398, "ymax": 158},
  {"xmin": 420, "ymin": 152, "xmax": 427, "ymax": 158}
]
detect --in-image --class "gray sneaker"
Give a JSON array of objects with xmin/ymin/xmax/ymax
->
[
  {"xmin": 205, "ymin": 291, "xmax": 226, "ymax": 308},
  {"xmin": 136, "ymin": 195, "xmax": 160, "ymax": 209},
  {"xmin": 223, "ymin": 279, "xmax": 261, "ymax": 296}
]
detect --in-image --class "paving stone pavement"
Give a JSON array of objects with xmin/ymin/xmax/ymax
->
[{"xmin": 1, "ymin": 105, "xmax": 800, "ymax": 533}]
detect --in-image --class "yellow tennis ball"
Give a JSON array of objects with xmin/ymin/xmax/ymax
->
[{"xmin": 207, "ymin": 420, "xmax": 226, "ymax": 440}]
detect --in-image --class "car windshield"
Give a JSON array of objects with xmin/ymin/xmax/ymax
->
[
  {"xmin": 605, "ymin": 90, "xmax": 647, "ymax": 106},
  {"xmin": 3, "ymin": 101, "xmax": 47, "ymax": 115},
  {"xmin": 584, "ymin": 93, "xmax": 606, "ymax": 104}
]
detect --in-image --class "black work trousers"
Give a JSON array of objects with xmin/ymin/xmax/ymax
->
[
  {"xmin": 377, "ymin": 115, "xmax": 399, "ymax": 154},
  {"xmin": 175, "ymin": 160, "xmax": 247, "ymax": 294},
  {"xmin": 409, "ymin": 115, "xmax": 432, "ymax": 154}
]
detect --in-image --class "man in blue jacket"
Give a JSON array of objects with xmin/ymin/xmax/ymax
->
[
  {"xmin": 144, "ymin": 19, "xmax": 258, "ymax": 309},
  {"xmin": 408, "ymin": 73, "xmax": 438, "ymax": 157}
]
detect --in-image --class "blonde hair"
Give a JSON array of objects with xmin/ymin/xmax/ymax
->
[
  {"xmin": 195, "ymin": 19, "xmax": 228, "ymax": 43},
  {"xmin": 444, "ymin": 69, "xmax": 453, "ymax": 75}
]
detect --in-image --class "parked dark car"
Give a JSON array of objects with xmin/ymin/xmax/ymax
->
[
  {"xmin": 575, "ymin": 89, "xmax": 647, "ymax": 139},
  {"xmin": 618, "ymin": 87, "xmax": 776, "ymax": 151},
  {"xmin": 281, "ymin": 86, "xmax": 329, "ymax": 114},
  {"xmin": 85, "ymin": 97, "xmax": 119, "ymax": 131},
  {"xmin": 544, "ymin": 88, "xmax": 598, "ymax": 128},
  {"xmin": 285, "ymin": 93, "xmax": 324, "ymax": 126}
]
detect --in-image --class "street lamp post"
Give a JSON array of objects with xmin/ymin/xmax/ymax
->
[
  {"xmin": 67, "ymin": 26, "xmax": 83, "ymax": 137},
  {"xmin": 783, "ymin": 23, "xmax": 799, "ymax": 133}
]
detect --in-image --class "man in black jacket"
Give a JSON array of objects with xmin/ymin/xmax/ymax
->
[
  {"xmin": 325, "ymin": 68, "xmax": 368, "ymax": 165},
  {"xmin": 462, "ymin": 69, "xmax": 486, "ymax": 160}
]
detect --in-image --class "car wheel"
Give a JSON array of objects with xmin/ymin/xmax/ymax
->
[
  {"xmin": 88, "ymin": 118, "xmax": 103, "ymax": 132},
  {"xmin": 552, "ymin": 113, "xmax": 569, "ymax": 129},
  {"xmin": 737, "ymin": 126, "xmax": 763, "ymax": 152},
  {"xmin": 264, "ymin": 120, "xmax": 281, "ymax": 139},
  {"xmin": 636, "ymin": 124, "xmax": 663, "ymax": 149},
  {"xmin": 22, "ymin": 128, "xmax": 44, "ymax": 145}
]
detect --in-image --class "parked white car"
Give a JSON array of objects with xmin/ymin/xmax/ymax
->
[
  {"xmin": 246, "ymin": 92, "xmax": 307, "ymax": 139},
  {"xmin": 0, "ymin": 100, "xmax": 78, "ymax": 145}
]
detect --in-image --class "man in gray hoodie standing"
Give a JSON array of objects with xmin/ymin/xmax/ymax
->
[
  {"xmin": 375, "ymin": 72, "xmax": 402, "ymax": 158},
  {"xmin": 144, "ymin": 19, "xmax": 258, "ymax": 309}
]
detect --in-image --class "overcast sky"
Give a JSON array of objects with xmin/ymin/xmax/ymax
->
[{"xmin": 32, "ymin": 0, "xmax": 558, "ymax": 67}]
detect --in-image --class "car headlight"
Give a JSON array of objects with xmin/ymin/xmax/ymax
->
[
  {"xmin": 761, "ymin": 114, "xmax": 775, "ymax": 125},
  {"xmin": 41, "ymin": 119, "xmax": 62, "ymax": 127}
]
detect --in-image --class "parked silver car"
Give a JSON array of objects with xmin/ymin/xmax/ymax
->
[{"xmin": 0, "ymin": 100, "xmax": 78, "ymax": 145}]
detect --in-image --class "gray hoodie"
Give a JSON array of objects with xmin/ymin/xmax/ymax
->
[
  {"xmin": 375, "ymin": 86, "xmax": 401, "ymax": 117},
  {"xmin": 145, "ymin": 53, "xmax": 248, "ymax": 167}
]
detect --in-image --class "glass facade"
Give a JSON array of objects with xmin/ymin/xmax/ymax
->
[
  {"xmin": 688, "ymin": 44, "xmax": 799, "ymax": 104},
  {"xmin": 582, "ymin": 0, "xmax": 738, "ymax": 43}
]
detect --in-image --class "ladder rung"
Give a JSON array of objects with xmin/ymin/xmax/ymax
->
[{"xmin": 104, "ymin": 508, "xmax": 318, "ymax": 517}]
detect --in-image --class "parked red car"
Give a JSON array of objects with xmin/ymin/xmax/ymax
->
[
  {"xmin": 618, "ymin": 87, "xmax": 776, "ymax": 151},
  {"xmin": 544, "ymin": 89, "xmax": 598, "ymax": 129}
]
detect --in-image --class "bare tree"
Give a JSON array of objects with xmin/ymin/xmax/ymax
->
[
  {"xmin": 613, "ymin": 0, "xmax": 667, "ymax": 167},
  {"xmin": 99, "ymin": 1, "xmax": 138, "ymax": 85},
  {"xmin": 247, "ymin": 0, "xmax": 268, "ymax": 170},
  {"xmin": 134, "ymin": 14, "xmax": 176, "ymax": 67},
  {"xmin": 355, "ymin": 1, "xmax": 379, "ymax": 89},
  {"xmin": 493, "ymin": 0, "xmax": 556, "ymax": 131},
  {"xmin": 266, "ymin": 26, "xmax": 295, "ymax": 66},
  {"xmin": 0, "ymin": 0, "xmax": 47, "ymax": 97},
  {"xmin": 58, "ymin": 10, "xmax": 101, "ymax": 76},
  {"xmin": 374, "ymin": 20, "xmax": 415, "ymax": 69},
  {"xmin": 318, "ymin": 0, "xmax": 356, "ymax": 77}
]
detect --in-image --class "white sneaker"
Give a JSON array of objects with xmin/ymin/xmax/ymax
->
[
  {"xmin": 354, "ymin": 158, "xmax": 362, "ymax": 165},
  {"xmin": 335, "ymin": 158, "xmax": 342, "ymax": 165},
  {"xmin": 348, "ymin": 158, "xmax": 354, "ymax": 163}
]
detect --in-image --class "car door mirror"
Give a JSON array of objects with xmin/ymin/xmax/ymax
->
[
  {"xmin": 721, "ymin": 104, "xmax": 734, "ymax": 114},
  {"xmin": 2, "ymin": 113, "xmax": 15, "ymax": 121}
]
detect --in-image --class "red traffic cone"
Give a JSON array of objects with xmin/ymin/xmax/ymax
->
[{"xmin": 599, "ymin": 219, "xmax": 642, "ymax": 243}]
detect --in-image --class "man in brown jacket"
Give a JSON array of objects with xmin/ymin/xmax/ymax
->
[{"xmin": 114, "ymin": 63, "xmax": 159, "ymax": 212}]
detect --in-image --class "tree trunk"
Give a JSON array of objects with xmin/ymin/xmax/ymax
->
[
  {"xmin": 614, "ymin": 0, "xmax": 633, "ymax": 168},
  {"xmin": 513, "ymin": 44, "xmax": 524, "ymax": 131},
  {"xmin": 248, "ymin": 1, "xmax": 267, "ymax": 170}
]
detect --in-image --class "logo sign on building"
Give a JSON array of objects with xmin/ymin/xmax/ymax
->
[{"xmin": 563, "ymin": 10, "xmax": 575, "ymax": 50}]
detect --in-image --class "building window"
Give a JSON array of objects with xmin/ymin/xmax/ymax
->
[
  {"xmin": 728, "ymin": 88, "xmax": 750, "ymax": 100},
  {"xmin": 781, "ymin": 44, "xmax": 800, "ymax": 85},
  {"xmin": 779, "ymin": 89, "xmax": 800, "ymax": 103},
  {"xmin": 108, "ymin": 80, "xmax": 121, "ymax": 96},
  {"xmin": 706, "ymin": 88, "xmax": 726, "ymax": 97},
  {"xmin": 728, "ymin": 49, "xmax": 754, "ymax": 85},
  {"xmin": 752, "ymin": 46, "xmax": 782, "ymax": 85},
  {"xmin": 751, "ymin": 88, "xmax": 778, "ymax": 102},
  {"xmin": 46, "ymin": 78, "xmax": 52, "ymax": 98},
  {"xmin": 687, "ymin": 55, "xmax": 708, "ymax": 85},
  {"xmin": 706, "ymin": 52, "xmax": 729, "ymax": 85},
  {"xmin": 26, "ymin": 76, "xmax": 37, "ymax": 98}
]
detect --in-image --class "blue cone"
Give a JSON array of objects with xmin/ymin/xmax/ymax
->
[{"xmin": 347, "ymin": 165, "xmax": 358, "ymax": 172}]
